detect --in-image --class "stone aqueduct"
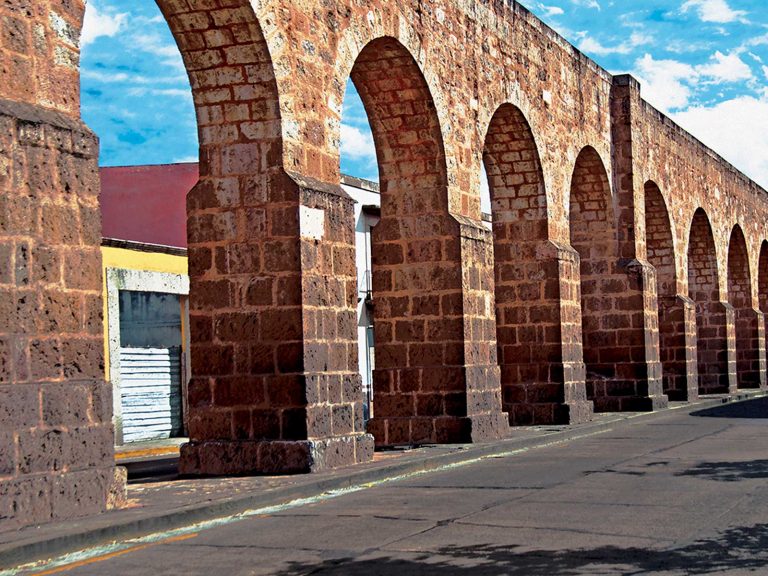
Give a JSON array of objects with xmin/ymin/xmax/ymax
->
[{"xmin": 1, "ymin": 0, "xmax": 767, "ymax": 527}]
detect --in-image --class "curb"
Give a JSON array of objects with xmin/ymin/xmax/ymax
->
[{"xmin": 1, "ymin": 391, "xmax": 764, "ymax": 570}]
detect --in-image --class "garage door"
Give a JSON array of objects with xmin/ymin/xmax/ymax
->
[{"xmin": 119, "ymin": 346, "xmax": 183, "ymax": 443}]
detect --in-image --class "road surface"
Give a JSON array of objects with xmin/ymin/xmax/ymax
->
[{"xmin": 18, "ymin": 397, "xmax": 768, "ymax": 575}]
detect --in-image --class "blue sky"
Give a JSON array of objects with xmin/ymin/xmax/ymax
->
[{"xmin": 81, "ymin": 0, "xmax": 768, "ymax": 189}]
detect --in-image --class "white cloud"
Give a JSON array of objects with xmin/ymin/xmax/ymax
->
[
  {"xmin": 578, "ymin": 32, "xmax": 652, "ymax": 56},
  {"xmin": 173, "ymin": 155, "xmax": 198, "ymax": 164},
  {"xmin": 697, "ymin": 51, "xmax": 753, "ymax": 83},
  {"xmin": 130, "ymin": 32, "xmax": 186, "ymax": 72},
  {"xmin": 81, "ymin": 68, "xmax": 187, "ymax": 86},
  {"xmin": 634, "ymin": 54, "xmax": 697, "ymax": 110},
  {"xmin": 81, "ymin": 2, "xmax": 127, "ymax": 47},
  {"xmin": 571, "ymin": 0, "xmax": 601, "ymax": 9},
  {"xmin": 763, "ymin": 65, "xmax": 768, "ymax": 80},
  {"xmin": 132, "ymin": 33, "xmax": 181, "ymax": 59},
  {"xmin": 673, "ymin": 95, "xmax": 768, "ymax": 190},
  {"xmin": 81, "ymin": 69, "xmax": 132, "ymax": 83},
  {"xmin": 340, "ymin": 124, "xmax": 376, "ymax": 162},
  {"xmin": 633, "ymin": 50, "xmax": 757, "ymax": 111},
  {"xmin": 680, "ymin": 0, "xmax": 747, "ymax": 24},
  {"xmin": 665, "ymin": 38, "xmax": 714, "ymax": 54},
  {"xmin": 541, "ymin": 4, "xmax": 565, "ymax": 17},
  {"xmin": 127, "ymin": 87, "xmax": 192, "ymax": 99}
]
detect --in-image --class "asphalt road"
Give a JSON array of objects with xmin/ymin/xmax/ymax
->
[{"xmin": 23, "ymin": 398, "xmax": 768, "ymax": 575}]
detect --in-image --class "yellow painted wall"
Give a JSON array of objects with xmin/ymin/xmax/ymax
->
[{"xmin": 101, "ymin": 246, "xmax": 188, "ymax": 378}]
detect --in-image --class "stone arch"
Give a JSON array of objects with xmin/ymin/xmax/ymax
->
[
  {"xmin": 145, "ymin": 3, "xmax": 374, "ymax": 474},
  {"xmin": 727, "ymin": 225, "xmax": 763, "ymax": 388},
  {"xmin": 687, "ymin": 209, "xmax": 734, "ymax": 394},
  {"xmin": 351, "ymin": 37, "xmax": 506, "ymax": 446},
  {"xmin": 483, "ymin": 104, "xmax": 588, "ymax": 425},
  {"xmin": 644, "ymin": 182, "xmax": 695, "ymax": 400},
  {"xmin": 330, "ymin": 15, "xmax": 462, "ymax": 214},
  {"xmin": 644, "ymin": 182, "xmax": 676, "ymax": 297},
  {"xmin": 569, "ymin": 146, "xmax": 619, "ymax": 408}
]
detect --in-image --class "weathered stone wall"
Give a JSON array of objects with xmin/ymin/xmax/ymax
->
[
  {"xmin": 0, "ymin": 0, "xmax": 124, "ymax": 530},
  {"xmin": 4, "ymin": 0, "xmax": 768, "ymax": 528},
  {"xmin": 625, "ymin": 77, "xmax": 768, "ymax": 397}
]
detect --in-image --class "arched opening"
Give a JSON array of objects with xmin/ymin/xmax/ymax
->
[
  {"xmin": 644, "ymin": 182, "xmax": 692, "ymax": 400},
  {"xmin": 569, "ymin": 147, "xmax": 622, "ymax": 410},
  {"xmin": 644, "ymin": 183, "xmax": 676, "ymax": 298},
  {"xmin": 727, "ymin": 226, "xmax": 762, "ymax": 388},
  {"xmin": 687, "ymin": 209, "xmax": 732, "ymax": 394},
  {"xmin": 81, "ymin": 2, "xmax": 197, "ymax": 165},
  {"xmin": 338, "ymin": 81, "xmax": 379, "ymax": 423},
  {"xmin": 348, "ymin": 38, "xmax": 476, "ymax": 446},
  {"xmin": 80, "ymin": 1, "xmax": 198, "ymax": 447},
  {"xmin": 483, "ymin": 104, "xmax": 562, "ymax": 425}
]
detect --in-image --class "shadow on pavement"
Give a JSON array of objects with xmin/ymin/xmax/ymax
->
[
  {"xmin": 272, "ymin": 523, "xmax": 768, "ymax": 575},
  {"xmin": 676, "ymin": 459, "xmax": 768, "ymax": 482},
  {"xmin": 689, "ymin": 396, "xmax": 768, "ymax": 419}
]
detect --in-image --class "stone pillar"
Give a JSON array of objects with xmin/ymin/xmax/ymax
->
[
  {"xmin": 657, "ymin": 295, "xmax": 699, "ymax": 401},
  {"xmin": 695, "ymin": 301, "xmax": 737, "ymax": 395},
  {"xmin": 180, "ymin": 173, "xmax": 373, "ymax": 475},
  {"xmin": 603, "ymin": 75, "xmax": 668, "ymax": 412},
  {"xmin": 366, "ymin": 214, "xmax": 509, "ymax": 446},
  {"xmin": 0, "ymin": 100, "xmax": 125, "ymax": 528},
  {"xmin": 497, "ymin": 240, "xmax": 593, "ymax": 425},
  {"xmin": 458, "ymin": 218, "xmax": 512, "ymax": 441},
  {"xmin": 582, "ymin": 259, "xmax": 668, "ymax": 412},
  {"xmin": 734, "ymin": 308, "xmax": 765, "ymax": 389},
  {"xmin": 759, "ymin": 312, "xmax": 768, "ymax": 391}
]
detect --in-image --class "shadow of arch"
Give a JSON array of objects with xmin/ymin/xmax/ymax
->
[{"xmin": 271, "ymin": 523, "xmax": 768, "ymax": 575}]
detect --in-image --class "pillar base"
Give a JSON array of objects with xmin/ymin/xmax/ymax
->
[
  {"xmin": 502, "ymin": 360, "xmax": 594, "ymax": 426},
  {"xmin": 179, "ymin": 433, "xmax": 374, "ymax": 476},
  {"xmin": 0, "ymin": 465, "xmax": 126, "ymax": 531},
  {"xmin": 369, "ymin": 364, "xmax": 510, "ymax": 447},
  {"xmin": 658, "ymin": 295, "xmax": 699, "ymax": 402},
  {"xmin": 504, "ymin": 384, "xmax": 595, "ymax": 425},
  {"xmin": 367, "ymin": 413, "xmax": 509, "ymax": 447},
  {"xmin": 590, "ymin": 388, "xmax": 669, "ymax": 413}
]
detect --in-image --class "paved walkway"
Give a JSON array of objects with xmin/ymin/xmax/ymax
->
[{"xmin": 3, "ymin": 393, "xmax": 767, "ymax": 575}]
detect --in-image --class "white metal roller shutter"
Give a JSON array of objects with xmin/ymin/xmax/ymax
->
[{"xmin": 119, "ymin": 346, "xmax": 183, "ymax": 443}]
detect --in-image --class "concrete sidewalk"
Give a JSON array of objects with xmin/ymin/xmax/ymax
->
[{"xmin": 1, "ymin": 391, "xmax": 764, "ymax": 571}]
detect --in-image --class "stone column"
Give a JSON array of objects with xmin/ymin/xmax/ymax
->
[
  {"xmin": 734, "ymin": 307, "xmax": 765, "ymax": 389},
  {"xmin": 657, "ymin": 295, "xmax": 699, "ymax": 401},
  {"xmin": 497, "ymin": 240, "xmax": 593, "ymax": 425},
  {"xmin": 0, "ymin": 100, "xmax": 125, "ymax": 527},
  {"xmin": 603, "ymin": 75, "xmax": 669, "ymax": 412},
  {"xmin": 180, "ymin": 172, "xmax": 374, "ymax": 475},
  {"xmin": 366, "ymin": 214, "xmax": 509, "ymax": 446},
  {"xmin": 758, "ymin": 312, "xmax": 768, "ymax": 391},
  {"xmin": 695, "ymin": 301, "xmax": 737, "ymax": 395},
  {"xmin": 581, "ymin": 259, "xmax": 669, "ymax": 412}
]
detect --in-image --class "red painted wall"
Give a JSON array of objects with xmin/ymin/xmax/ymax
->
[{"xmin": 100, "ymin": 163, "xmax": 198, "ymax": 249}]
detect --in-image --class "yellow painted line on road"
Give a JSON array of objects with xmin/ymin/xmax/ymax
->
[
  {"xmin": 25, "ymin": 534, "xmax": 197, "ymax": 576},
  {"xmin": 4, "ymin": 427, "xmax": 612, "ymax": 576}
]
